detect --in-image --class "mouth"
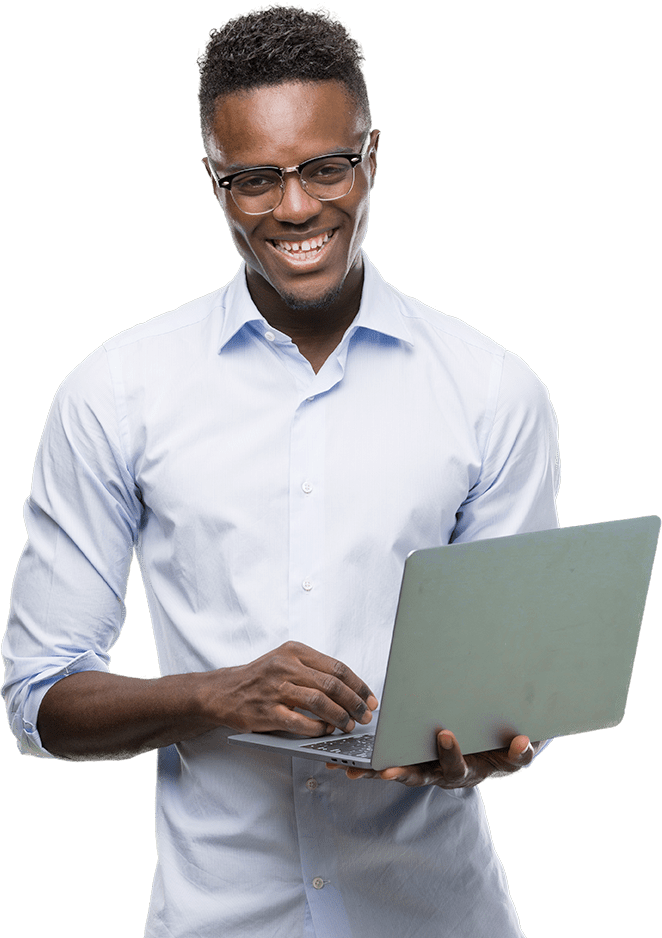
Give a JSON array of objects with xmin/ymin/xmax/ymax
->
[{"xmin": 269, "ymin": 229, "xmax": 336, "ymax": 266}]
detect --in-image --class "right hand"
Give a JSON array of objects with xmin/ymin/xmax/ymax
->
[{"xmin": 208, "ymin": 641, "xmax": 378, "ymax": 737}]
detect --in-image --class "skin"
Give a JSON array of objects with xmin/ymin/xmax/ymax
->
[
  {"xmin": 38, "ymin": 80, "xmax": 541, "ymax": 785},
  {"xmin": 38, "ymin": 641, "xmax": 378, "ymax": 760},
  {"xmin": 326, "ymin": 731, "xmax": 542, "ymax": 789},
  {"xmin": 202, "ymin": 80, "xmax": 379, "ymax": 373}
]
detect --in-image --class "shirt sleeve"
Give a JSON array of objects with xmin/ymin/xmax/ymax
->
[
  {"xmin": 2, "ymin": 346, "xmax": 143, "ymax": 757},
  {"xmin": 451, "ymin": 350, "xmax": 560, "ymax": 544},
  {"xmin": 451, "ymin": 351, "xmax": 560, "ymax": 760}
]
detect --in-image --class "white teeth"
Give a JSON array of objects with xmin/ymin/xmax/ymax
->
[{"xmin": 273, "ymin": 230, "xmax": 333, "ymax": 254}]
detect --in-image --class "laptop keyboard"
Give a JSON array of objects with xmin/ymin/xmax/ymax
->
[{"xmin": 301, "ymin": 733, "xmax": 375, "ymax": 758}]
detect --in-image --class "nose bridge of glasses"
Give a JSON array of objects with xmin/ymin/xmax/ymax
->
[
  {"xmin": 277, "ymin": 166, "xmax": 321, "ymax": 208},
  {"xmin": 281, "ymin": 162, "xmax": 303, "ymax": 177}
]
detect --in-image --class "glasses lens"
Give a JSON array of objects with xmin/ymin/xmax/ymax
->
[
  {"xmin": 230, "ymin": 169, "xmax": 282, "ymax": 214},
  {"xmin": 301, "ymin": 157, "xmax": 354, "ymax": 201},
  {"xmin": 228, "ymin": 157, "xmax": 356, "ymax": 214}
]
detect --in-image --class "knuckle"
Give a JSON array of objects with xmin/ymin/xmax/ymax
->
[
  {"xmin": 281, "ymin": 710, "xmax": 301, "ymax": 733},
  {"xmin": 319, "ymin": 674, "xmax": 341, "ymax": 697},
  {"xmin": 445, "ymin": 764, "xmax": 470, "ymax": 785},
  {"xmin": 306, "ymin": 691, "xmax": 324, "ymax": 711},
  {"xmin": 331, "ymin": 659, "xmax": 349, "ymax": 682},
  {"xmin": 306, "ymin": 691, "xmax": 337, "ymax": 721},
  {"xmin": 269, "ymin": 653, "xmax": 286, "ymax": 672},
  {"xmin": 282, "ymin": 640, "xmax": 303, "ymax": 656}
]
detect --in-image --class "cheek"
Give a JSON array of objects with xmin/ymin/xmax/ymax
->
[
  {"xmin": 348, "ymin": 194, "xmax": 371, "ymax": 246},
  {"xmin": 224, "ymin": 211, "xmax": 260, "ymax": 259}
]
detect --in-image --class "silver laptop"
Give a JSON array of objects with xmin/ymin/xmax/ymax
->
[{"xmin": 229, "ymin": 516, "xmax": 660, "ymax": 770}]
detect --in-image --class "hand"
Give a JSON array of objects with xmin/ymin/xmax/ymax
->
[
  {"xmin": 208, "ymin": 641, "xmax": 378, "ymax": 737},
  {"xmin": 326, "ymin": 730, "xmax": 539, "ymax": 788}
]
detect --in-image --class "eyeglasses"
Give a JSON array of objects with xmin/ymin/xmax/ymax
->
[{"xmin": 209, "ymin": 135, "xmax": 371, "ymax": 215}]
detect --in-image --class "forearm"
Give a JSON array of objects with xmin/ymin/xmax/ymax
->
[
  {"xmin": 36, "ymin": 641, "xmax": 378, "ymax": 760},
  {"xmin": 37, "ymin": 669, "xmax": 220, "ymax": 761}
]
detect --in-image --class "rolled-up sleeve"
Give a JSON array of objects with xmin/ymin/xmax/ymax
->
[{"xmin": 2, "ymin": 346, "xmax": 142, "ymax": 756}]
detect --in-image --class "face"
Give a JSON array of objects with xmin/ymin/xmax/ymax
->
[{"xmin": 203, "ymin": 81, "xmax": 378, "ymax": 312}]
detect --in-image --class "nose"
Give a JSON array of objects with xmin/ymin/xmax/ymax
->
[{"xmin": 271, "ymin": 171, "xmax": 322, "ymax": 224}]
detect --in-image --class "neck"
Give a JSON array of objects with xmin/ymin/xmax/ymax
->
[{"xmin": 245, "ymin": 259, "xmax": 364, "ymax": 373}]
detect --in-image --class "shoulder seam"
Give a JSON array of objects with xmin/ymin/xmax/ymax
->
[{"xmin": 102, "ymin": 291, "xmax": 226, "ymax": 352}]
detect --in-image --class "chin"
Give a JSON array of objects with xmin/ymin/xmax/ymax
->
[{"xmin": 278, "ymin": 280, "xmax": 345, "ymax": 312}]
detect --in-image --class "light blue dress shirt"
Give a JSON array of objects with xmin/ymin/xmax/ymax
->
[{"xmin": 3, "ymin": 255, "xmax": 559, "ymax": 937}]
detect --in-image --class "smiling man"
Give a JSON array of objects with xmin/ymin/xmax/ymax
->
[
  {"xmin": 3, "ymin": 7, "xmax": 559, "ymax": 938},
  {"xmin": 203, "ymin": 78, "xmax": 378, "ymax": 371}
]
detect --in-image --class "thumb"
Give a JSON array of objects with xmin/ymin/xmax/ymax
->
[{"xmin": 511, "ymin": 736, "xmax": 534, "ymax": 761}]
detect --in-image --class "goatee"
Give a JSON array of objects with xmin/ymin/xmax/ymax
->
[{"xmin": 280, "ymin": 281, "xmax": 345, "ymax": 312}]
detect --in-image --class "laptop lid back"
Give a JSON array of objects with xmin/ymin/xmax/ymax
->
[{"xmin": 370, "ymin": 516, "xmax": 660, "ymax": 770}]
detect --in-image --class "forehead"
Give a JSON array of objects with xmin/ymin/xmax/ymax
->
[{"xmin": 207, "ymin": 80, "xmax": 366, "ymax": 171}]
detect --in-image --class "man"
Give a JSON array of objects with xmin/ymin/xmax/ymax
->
[{"xmin": 3, "ymin": 7, "xmax": 559, "ymax": 937}]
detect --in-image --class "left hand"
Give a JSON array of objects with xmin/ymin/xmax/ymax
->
[{"xmin": 325, "ymin": 730, "xmax": 540, "ymax": 788}]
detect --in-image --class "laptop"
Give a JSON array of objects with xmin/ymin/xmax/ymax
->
[{"xmin": 229, "ymin": 516, "xmax": 660, "ymax": 770}]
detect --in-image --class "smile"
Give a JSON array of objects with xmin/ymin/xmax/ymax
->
[{"xmin": 270, "ymin": 229, "xmax": 335, "ymax": 264}]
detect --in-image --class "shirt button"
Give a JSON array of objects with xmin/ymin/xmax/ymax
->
[
  {"xmin": 312, "ymin": 877, "xmax": 325, "ymax": 890},
  {"xmin": 307, "ymin": 396, "xmax": 315, "ymax": 402},
  {"xmin": 264, "ymin": 330, "xmax": 276, "ymax": 342},
  {"xmin": 302, "ymin": 579, "xmax": 313, "ymax": 591},
  {"xmin": 302, "ymin": 481, "xmax": 313, "ymax": 494},
  {"xmin": 306, "ymin": 778, "xmax": 318, "ymax": 791}
]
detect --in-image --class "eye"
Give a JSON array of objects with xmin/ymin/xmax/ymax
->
[
  {"xmin": 305, "ymin": 158, "xmax": 352, "ymax": 185},
  {"xmin": 232, "ymin": 171, "xmax": 280, "ymax": 195}
]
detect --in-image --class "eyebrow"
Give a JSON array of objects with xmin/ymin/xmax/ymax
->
[{"xmin": 216, "ymin": 143, "xmax": 363, "ymax": 176}]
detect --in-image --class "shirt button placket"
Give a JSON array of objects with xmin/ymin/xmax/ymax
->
[{"xmin": 288, "ymin": 395, "xmax": 325, "ymax": 646}]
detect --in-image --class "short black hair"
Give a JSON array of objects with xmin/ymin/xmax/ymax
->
[{"xmin": 198, "ymin": 6, "xmax": 371, "ymax": 145}]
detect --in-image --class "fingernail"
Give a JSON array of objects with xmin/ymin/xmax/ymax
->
[{"xmin": 440, "ymin": 733, "xmax": 453, "ymax": 750}]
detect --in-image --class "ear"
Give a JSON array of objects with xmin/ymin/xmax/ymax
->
[
  {"xmin": 202, "ymin": 156, "xmax": 218, "ymax": 195},
  {"xmin": 200, "ymin": 156, "xmax": 214, "ymax": 185},
  {"xmin": 368, "ymin": 130, "xmax": 380, "ymax": 187}
]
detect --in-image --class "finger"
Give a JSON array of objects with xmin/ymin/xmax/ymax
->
[
  {"xmin": 269, "ymin": 703, "xmax": 338, "ymax": 737},
  {"xmin": 305, "ymin": 667, "xmax": 378, "ymax": 723},
  {"xmin": 379, "ymin": 764, "xmax": 442, "ymax": 786},
  {"xmin": 345, "ymin": 766, "xmax": 374, "ymax": 779},
  {"xmin": 379, "ymin": 766, "xmax": 408, "ymax": 781},
  {"xmin": 436, "ymin": 730, "xmax": 471, "ymax": 784},
  {"xmin": 508, "ymin": 734, "xmax": 534, "ymax": 764},
  {"xmin": 327, "ymin": 762, "xmax": 383, "ymax": 779},
  {"xmin": 324, "ymin": 762, "xmax": 377, "ymax": 780},
  {"xmin": 295, "ymin": 666, "xmax": 377, "ymax": 729},
  {"xmin": 293, "ymin": 644, "xmax": 379, "ymax": 713},
  {"xmin": 281, "ymin": 682, "xmax": 359, "ymax": 732}
]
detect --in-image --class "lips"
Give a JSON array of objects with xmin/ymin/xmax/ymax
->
[{"xmin": 270, "ymin": 229, "xmax": 335, "ymax": 263}]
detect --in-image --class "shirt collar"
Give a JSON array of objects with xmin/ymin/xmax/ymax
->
[
  {"xmin": 217, "ymin": 252, "xmax": 415, "ymax": 353},
  {"xmin": 217, "ymin": 265, "xmax": 266, "ymax": 351},
  {"xmin": 351, "ymin": 254, "xmax": 414, "ymax": 346}
]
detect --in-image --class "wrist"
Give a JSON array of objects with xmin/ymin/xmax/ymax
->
[{"xmin": 189, "ymin": 666, "xmax": 239, "ymax": 732}]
